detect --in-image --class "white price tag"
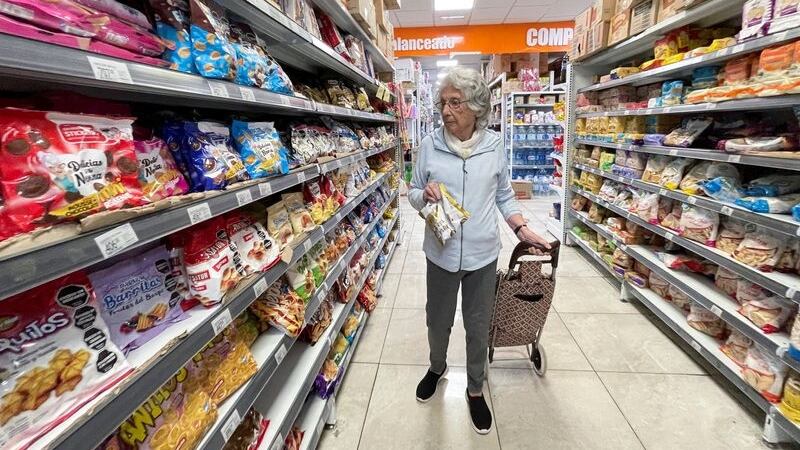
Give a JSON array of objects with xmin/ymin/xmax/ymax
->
[
  {"xmin": 259, "ymin": 183, "xmax": 272, "ymax": 197},
  {"xmin": 87, "ymin": 56, "xmax": 133, "ymax": 84},
  {"xmin": 720, "ymin": 206, "xmax": 733, "ymax": 216},
  {"xmin": 705, "ymin": 103, "xmax": 716, "ymax": 110},
  {"xmin": 732, "ymin": 44, "xmax": 745, "ymax": 53},
  {"xmin": 280, "ymin": 96, "xmax": 291, "ymax": 106},
  {"xmin": 645, "ymin": 109, "xmax": 653, "ymax": 115},
  {"xmin": 664, "ymin": 232, "xmax": 675, "ymax": 241},
  {"xmin": 687, "ymin": 196, "xmax": 697, "ymax": 205},
  {"xmin": 253, "ymin": 277, "xmax": 268, "ymax": 297},
  {"xmin": 95, "ymin": 223, "xmax": 138, "ymax": 258},
  {"xmin": 710, "ymin": 305, "xmax": 723, "ymax": 317},
  {"xmin": 187, "ymin": 202, "xmax": 212, "ymax": 224},
  {"xmin": 236, "ymin": 189, "xmax": 253, "ymax": 206},
  {"xmin": 623, "ymin": 110, "xmax": 631, "ymax": 115},
  {"xmin": 297, "ymin": 171, "xmax": 307, "ymax": 183},
  {"xmin": 208, "ymin": 82, "xmax": 229, "ymax": 98},
  {"xmin": 274, "ymin": 343, "xmax": 288, "ymax": 365},
  {"xmin": 271, "ymin": 434, "xmax": 283, "ymax": 450},
  {"xmin": 316, "ymin": 419, "xmax": 325, "ymax": 437},
  {"xmin": 221, "ymin": 410, "xmax": 242, "ymax": 442},
  {"xmin": 211, "ymin": 309, "xmax": 233, "ymax": 335},
  {"xmin": 303, "ymin": 239, "xmax": 312, "ymax": 252},
  {"xmin": 690, "ymin": 341, "xmax": 702, "ymax": 353},
  {"xmin": 668, "ymin": 149, "xmax": 678, "ymax": 156},
  {"xmin": 239, "ymin": 87, "xmax": 256, "ymax": 102},
  {"xmin": 659, "ymin": 189, "xmax": 667, "ymax": 196},
  {"xmin": 322, "ymin": 279, "xmax": 330, "ymax": 292},
  {"xmin": 727, "ymin": 155, "xmax": 741, "ymax": 163},
  {"xmin": 787, "ymin": 288, "xmax": 797, "ymax": 299},
  {"xmin": 663, "ymin": 107, "xmax": 673, "ymax": 113},
  {"xmin": 775, "ymin": 31, "xmax": 790, "ymax": 41},
  {"xmin": 619, "ymin": 243, "xmax": 628, "ymax": 251}
]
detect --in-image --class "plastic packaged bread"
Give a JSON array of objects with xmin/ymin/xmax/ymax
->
[
  {"xmin": 733, "ymin": 230, "xmax": 785, "ymax": 271},
  {"xmin": 687, "ymin": 303, "xmax": 727, "ymax": 339},
  {"xmin": 720, "ymin": 329, "xmax": 752, "ymax": 367},
  {"xmin": 717, "ymin": 218, "xmax": 747, "ymax": 255},
  {"xmin": 743, "ymin": 344, "xmax": 788, "ymax": 403},
  {"xmin": 0, "ymin": 273, "xmax": 131, "ymax": 450},
  {"xmin": 715, "ymin": 266, "xmax": 741, "ymax": 299}
]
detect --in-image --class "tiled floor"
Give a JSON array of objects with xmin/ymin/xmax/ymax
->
[{"xmin": 318, "ymin": 196, "xmax": 768, "ymax": 450}]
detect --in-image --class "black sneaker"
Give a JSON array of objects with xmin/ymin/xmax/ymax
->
[
  {"xmin": 415, "ymin": 366, "xmax": 448, "ymax": 402},
  {"xmin": 465, "ymin": 390, "xmax": 492, "ymax": 435}
]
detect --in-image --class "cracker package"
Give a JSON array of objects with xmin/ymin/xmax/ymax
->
[
  {"xmin": 249, "ymin": 278, "xmax": 306, "ymax": 337},
  {"xmin": 267, "ymin": 201, "xmax": 295, "ymax": 249},
  {"xmin": 282, "ymin": 191, "xmax": 316, "ymax": 235},
  {"xmin": 678, "ymin": 204, "xmax": 719, "ymax": 247},
  {"xmin": 111, "ymin": 363, "xmax": 216, "ymax": 450},
  {"xmin": 90, "ymin": 245, "xmax": 187, "ymax": 353},
  {"xmin": 419, "ymin": 183, "xmax": 469, "ymax": 245},
  {"xmin": 189, "ymin": 324, "xmax": 258, "ymax": 406},
  {"xmin": 231, "ymin": 120, "xmax": 290, "ymax": 180},
  {"xmin": 720, "ymin": 329, "xmax": 752, "ymax": 367},
  {"xmin": 226, "ymin": 212, "xmax": 280, "ymax": 275},
  {"xmin": 743, "ymin": 344, "xmax": 788, "ymax": 403},
  {"xmin": 0, "ymin": 273, "xmax": 131, "ymax": 450},
  {"xmin": 182, "ymin": 217, "xmax": 246, "ymax": 306},
  {"xmin": 687, "ymin": 303, "xmax": 727, "ymax": 339},
  {"xmin": 0, "ymin": 109, "xmax": 143, "ymax": 239},
  {"xmin": 733, "ymin": 230, "xmax": 785, "ymax": 271}
]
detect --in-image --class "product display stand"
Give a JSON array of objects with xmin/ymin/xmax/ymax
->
[{"xmin": 565, "ymin": 0, "xmax": 800, "ymax": 444}]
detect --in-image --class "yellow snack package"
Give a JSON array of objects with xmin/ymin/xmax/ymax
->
[{"xmin": 420, "ymin": 183, "xmax": 470, "ymax": 245}]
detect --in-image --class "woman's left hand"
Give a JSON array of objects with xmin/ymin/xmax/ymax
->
[{"xmin": 516, "ymin": 226, "xmax": 552, "ymax": 256}]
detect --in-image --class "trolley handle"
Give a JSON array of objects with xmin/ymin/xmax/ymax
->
[{"xmin": 508, "ymin": 240, "xmax": 560, "ymax": 271}]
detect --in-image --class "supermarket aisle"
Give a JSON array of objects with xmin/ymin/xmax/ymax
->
[{"xmin": 318, "ymin": 196, "xmax": 766, "ymax": 450}]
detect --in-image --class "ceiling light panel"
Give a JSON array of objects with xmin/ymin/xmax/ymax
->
[{"xmin": 434, "ymin": 0, "xmax": 474, "ymax": 11}]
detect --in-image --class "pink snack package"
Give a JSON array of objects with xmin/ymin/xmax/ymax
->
[
  {"xmin": 739, "ymin": 0, "xmax": 774, "ymax": 41},
  {"xmin": 89, "ymin": 14, "xmax": 168, "ymax": 56},
  {"xmin": 73, "ymin": 0, "xmax": 151, "ymax": 28},
  {"xmin": 0, "ymin": 13, "xmax": 169, "ymax": 67},
  {"xmin": 770, "ymin": 0, "xmax": 800, "ymax": 34},
  {"xmin": 0, "ymin": 0, "xmax": 98, "ymax": 37},
  {"xmin": 134, "ymin": 138, "xmax": 190, "ymax": 202}
]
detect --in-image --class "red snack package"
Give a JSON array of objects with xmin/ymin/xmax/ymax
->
[
  {"xmin": 182, "ymin": 217, "xmax": 246, "ymax": 306},
  {"xmin": 0, "ymin": 272, "xmax": 131, "ymax": 450},
  {"xmin": 0, "ymin": 109, "xmax": 143, "ymax": 238},
  {"xmin": 316, "ymin": 12, "xmax": 351, "ymax": 62},
  {"xmin": 225, "ymin": 212, "xmax": 280, "ymax": 275}
]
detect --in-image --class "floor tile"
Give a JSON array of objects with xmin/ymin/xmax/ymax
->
[
  {"xmin": 318, "ymin": 362, "xmax": 378, "ymax": 450},
  {"xmin": 381, "ymin": 308, "xmax": 467, "ymax": 367},
  {"xmin": 377, "ymin": 273, "xmax": 400, "ymax": 309},
  {"xmin": 488, "ymin": 369, "xmax": 643, "ymax": 450},
  {"xmin": 353, "ymin": 307, "xmax": 392, "ymax": 364},
  {"xmin": 488, "ymin": 313, "xmax": 592, "ymax": 371},
  {"xmin": 358, "ymin": 365, "xmax": 500, "ymax": 450},
  {"xmin": 392, "ymin": 273, "xmax": 427, "ymax": 309},
  {"xmin": 561, "ymin": 313, "xmax": 706, "ymax": 374},
  {"xmin": 552, "ymin": 276, "xmax": 638, "ymax": 314},
  {"xmin": 403, "ymin": 251, "xmax": 428, "ymax": 274},
  {"xmin": 555, "ymin": 251, "xmax": 605, "ymax": 277},
  {"xmin": 386, "ymin": 249, "xmax": 407, "ymax": 274},
  {"xmin": 599, "ymin": 372, "xmax": 764, "ymax": 450}
]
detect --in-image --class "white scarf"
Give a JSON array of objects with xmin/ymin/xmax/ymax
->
[{"xmin": 444, "ymin": 128, "xmax": 484, "ymax": 160}]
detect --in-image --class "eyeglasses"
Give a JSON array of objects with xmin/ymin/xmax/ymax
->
[{"xmin": 435, "ymin": 98, "xmax": 468, "ymax": 111}]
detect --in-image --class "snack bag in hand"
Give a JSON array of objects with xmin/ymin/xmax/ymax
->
[{"xmin": 419, "ymin": 183, "xmax": 469, "ymax": 245}]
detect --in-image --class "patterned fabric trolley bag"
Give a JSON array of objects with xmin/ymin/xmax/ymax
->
[{"xmin": 488, "ymin": 240, "xmax": 560, "ymax": 376}]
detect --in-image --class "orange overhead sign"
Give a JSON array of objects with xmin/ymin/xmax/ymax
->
[{"xmin": 393, "ymin": 22, "xmax": 574, "ymax": 57}]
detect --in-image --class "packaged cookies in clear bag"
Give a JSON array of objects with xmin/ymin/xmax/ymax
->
[
  {"xmin": 733, "ymin": 230, "xmax": 785, "ymax": 271},
  {"xmin": 419, "ymin": 183, "xmax": 469, "ymax": 245},
  {"xmin": 181, "ymin": 217, "xmax": 246, "ymax": 306},
  {"xmin": 226, "ymin": 212, "xmax": 280, "ymax": 275},
  {"xmin": 0, "ymin": 109, "xmax": 144, "ymax": 239},
  {"xmin": 0, "ymin": 273, "xmax": 131, "ymax": 450}
]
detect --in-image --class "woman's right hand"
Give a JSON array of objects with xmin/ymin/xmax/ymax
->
[{"xmin": 423, "ymin": 182, "xmax": 442, "ymax": 203}]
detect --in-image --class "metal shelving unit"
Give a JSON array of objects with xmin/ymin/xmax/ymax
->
[
  {"xmin": 505, "ymin": 92, "xmax": 564, "ymax": 191},
  {"xmin": 566, "ymin": 1, "xmax": 800, "ymax": 444}
]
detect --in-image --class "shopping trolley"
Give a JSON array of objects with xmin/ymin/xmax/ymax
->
[{"xmin": 488, "ymin": 240, "xmax": 560, "ymax": 376}]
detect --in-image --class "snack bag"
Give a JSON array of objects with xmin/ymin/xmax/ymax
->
[
  {"xmin": 634, "ymin": 191, "xmax": 659, "ymax": 224},
  {"xmin": 231, "ymin": 120, "xmax": 290, "ymax": 179},
  {"xmin": 190, "ymin": 324, "xmax": 258, "ymax": 405},
  {"xmin": 154, "ymin": 17, "xmax": 196, "ymax": 74},
  {"xmin": 743, "ymin": 175, "xmax": 800, "ymax": 197},
  {"xmin": 736, "ymin": 193, "xmax": 800, "ymax": 214},
  {"xmin": 90, "ymin": 245, "xmax": 186, "ymax": 353},
  {"xmin": 286, "ymin": 256, "xmax": 316, "ymax": 300},
  {"xmin": 742, "ymin": 344, "xmax": 788, "ymax": 403},
  {"xmin": 687, "ymin": 303, "xmax": 727, "ymax": 339},
  {"xmin": 303, "ymin": 180, "xmax": 328, "ymax": 225},
  {"xmin": 781, "ymin": 371, "xmax": 800, "ymax": 423},
  {"xmin": 250, "ymin": 278, "xmax": 306, "ymax": 336},
  {"xmin": 649, "ymin": 271, "xmax": 670, "ymax": 298},
  {"xmin": 134, "ymin": 137, "xmax": 190, "ymax": 202},
  {"xmin": 790, "ymin": 313, "xmax": 800, "ymax": 361},
  {"xmin": 733, "ymin": 231, "xmax": 784, "ymax": 271},
  {"xmin": 282, "ymin": 191, "xmax": 316, "ymax": 235},
  {"xmin": 717, "ymin": 218, "xmax": 747, "ymax": 255},
  {"xmin": 182, "ymin": 217, "xmax": 246, "ymax": 306},
  {"xmin": 679, "ymin": 162, "xmax": 739, "ymax": 195},
  {"xmin": 301, "ymin": 299, "xmax": 333, "ymax": 345},
  {"xmin": 190, "ymin": 0, "xmax": 236, "ymax": 79},
  {"xmin": 226, "ymin": 212, "xmax": 280, "ymax": 275},
  {"xmin": 0, "ymin": 109, "xmax": 143, "ymax": 237},
  {"xmin": 738, "ymin": 281, "xmax": 795, "ymax": 333},
  {"xmin": 221, "ymin": 407, "xmax": 268, "ymax": 450},
  {"xmin": 0, "ymin": 273, "xmax": 131, "ymax": 450},
  {"xmin": 678, "ymin": 204, "xmax": 719, "ymax": 247},
  {"xmin": 715, "ymin": 266, "xmax": 741, "ymax": 299},
  {"xmin": 267, "ymin": 201, "xmax": 295, "ymax": 248},
  {"xmin": 667, "ymin": 285, "xmax": 691, "ymax": 311},
  {"xmin": 720, "ymin": 329, "xmax": 751, "ymax": 367},
  {"xmin": 659, "ymin": 158, "xmax": 693, "ymax": 189},
  {"xmin": 183, "ymin": 121, "xmax": 249, "ymax": 191},
  {"xmin": 419, "ymin": 183, "xmax": 469, "ymax": 246}
]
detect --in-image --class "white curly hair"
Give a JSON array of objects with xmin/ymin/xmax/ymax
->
[{"xmin": 438, "ymin": 66, "xmax": 492, "ymax": 130}]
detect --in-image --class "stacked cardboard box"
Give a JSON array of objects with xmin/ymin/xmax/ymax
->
[{"xmin": 349, "ymin": 0, "xmax": 377, "ymax": 39}]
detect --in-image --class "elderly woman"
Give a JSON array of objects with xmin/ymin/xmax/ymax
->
[{"xmin": 408, "ymin": 67, "xmax": 551, "ymax": 434}]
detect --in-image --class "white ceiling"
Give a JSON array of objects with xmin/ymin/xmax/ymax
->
[{"xmin": 388, "ymin": 0, "xmax": 590, "ymax": 26}]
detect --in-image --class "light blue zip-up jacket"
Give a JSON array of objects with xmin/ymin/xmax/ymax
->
[{"xmin": 409, "ymin": 127, "xmax": 521, "ymax": 273}]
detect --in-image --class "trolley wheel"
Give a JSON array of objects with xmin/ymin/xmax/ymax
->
[
  {"xmin": 530, "ymin": 344, "xmax": 546, "ymax": 376},
  {"xmin": 488, "ymin": 347, "xmax": 495, "ymax": 363}
]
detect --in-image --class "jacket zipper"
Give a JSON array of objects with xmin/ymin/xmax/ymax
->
[{"xmin": 459, "ymin": 158, "xmax": 466, "ymax": 271}]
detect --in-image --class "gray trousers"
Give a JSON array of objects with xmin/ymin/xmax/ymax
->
[{"xmin": 426, "ymin": 258, "xmax": 498, "ymax": 395}]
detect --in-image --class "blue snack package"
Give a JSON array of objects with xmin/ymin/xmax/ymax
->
[
  {"xmin": 231, "ymin": 120, "xmax": 290, "ymax": 179},
  {"xmin": 232, "ymin": 43, "xmax": 266, "ymax": 87},
  {"xmin": 162, "ymin": 121, "xmax": 200, "ymax": 192},
  {"xmin": 700, "ymin": 177, "xmax": 742, "ymax": 203},
  {"xmin": 264, "ymin": 56, "xmax": 294, "ymax": 95},
  {"xmin": 156, "ymin": 20, "xmax": 196, "ymax": 74},
  {"xmin": 189, "ymin": 0, "xmax": 236, "ymax": 79},
  {"xmin": 183, "ymin": 121, "xmax": 250, "ymax": 191}
]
